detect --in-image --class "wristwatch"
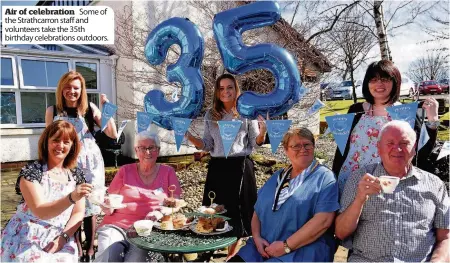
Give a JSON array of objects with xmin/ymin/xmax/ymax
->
[
  {"xmin": 426, "ymin": 120, "xmax": 440, "ymax": 129},
  {"xmin": 60, "ymin": 232, "xmax": 70, "ymax": 243},
  {"xmin": 283, "ymin": 240, "xmax": 291, "ymax": 254}
]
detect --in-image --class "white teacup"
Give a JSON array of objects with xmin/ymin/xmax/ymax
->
[
  {"xmin": 134, "ymin": 220, "xmax": 153, "ymax": 236},
  {"xmin": 108, "ymin": 194, "xmax": 124, "ymax": 207},
  {"xmin": 379, "ymin": 176, "xmax": 400, "ymax": 194},
  {"xmin": 89, "ymin": 186, "xmax": 107, "ymax": 204}
]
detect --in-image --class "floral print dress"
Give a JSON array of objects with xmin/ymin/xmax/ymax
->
[
  {"xmin": 1, "ymin": 162, "xmax": 85, "ymax": 262},
  {"xmin": 54, "ymin": 112, "xmax": 104, "ymax": 217},
  {"xmin": 338, "ymin": 114, "xmax": 390, "ymax": 193}
]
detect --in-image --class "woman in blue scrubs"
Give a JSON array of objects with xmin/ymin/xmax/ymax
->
[{"xmin": 233, "ymin": 127, "xmax": 339, "ymax": 262}]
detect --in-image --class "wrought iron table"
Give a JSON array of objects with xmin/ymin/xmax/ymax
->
[{"xmin": 126, "ymin": 214, "xmax": 237, "ymax": 262}]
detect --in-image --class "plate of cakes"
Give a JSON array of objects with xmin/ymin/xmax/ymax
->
[
  {"xmin": 159, "ymin": 198, "xmax": 188, "ymax": 215},
  {"xmin": 189, "ymin": 216, "xmax": 233, "ymax": 235},
  {"xmin": 197, "ymin": 203, "xmax": 226, "ymax": 215},
  {"xmin": 153, "ymin": 214, "xmax": 195, "ymax": 231}
]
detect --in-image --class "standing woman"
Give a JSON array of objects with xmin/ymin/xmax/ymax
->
[
  {"xmin": 45, "ymin": 71, "xmax": 118, "ymax": 262},
  {"xmin": 186, "ymin": 74, "xmax": 267, "ymax": 259},
  {"xmin": 332, "ymin": 60, "xmax": 438, "ymax": 193}
]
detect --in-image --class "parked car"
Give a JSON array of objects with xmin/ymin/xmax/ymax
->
[
  {"xmin": 331, "ymin": 80, "xmax": 355, "ymax": 100},
  {"xmin": 418, "ymin": 80, "xmax": 442, "ymax": 95},
  {"xmin": 321, "ymin": 82, "xmax": 339, "ymax": 100},
  {"xmin": 438, "ymin": 78, "xmax": 449, "ymax": 93},
  {"xmin": 400, "ymin": 77, "xmax": 416, "ymax": 97}
]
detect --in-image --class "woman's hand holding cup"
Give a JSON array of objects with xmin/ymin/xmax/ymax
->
[{"xmin": 71, "ymin": 183, "xmax": 93, "ymax": 202}]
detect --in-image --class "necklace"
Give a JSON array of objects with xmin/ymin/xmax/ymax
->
[{"xmin": 137, "ymin": 163, "xmax": 159, "ymax": 185}]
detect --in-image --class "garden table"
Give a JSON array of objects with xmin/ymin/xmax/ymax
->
[{"xmin": 126, "ymin": 213, "xmax": 237, "ymax": 262}]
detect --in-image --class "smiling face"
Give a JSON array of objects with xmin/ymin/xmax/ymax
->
[
  {"xmin": 218, "ymin": 78, "xmax": 237, "ymax": 105},
  {"xmin": 377, "ymin": 126, "xmax": 416, "ymax": 170},
  {"xmin": 368, "ymin": 76, "xmax": 393, "ymax": 104},
  {"xmin": 135, "ymin": 138, "xmax": 160, "ymax": 165},
  {"xmin": 62, "ymin": 79, "xmax": 82, "ymax": 105},
  {"xmin": 284, "ymin": 135, "xmax": 315, "ymax": 168},
  {"xmin": 47, "ymin": 133, "xmax": 73, "ymax": 164}
]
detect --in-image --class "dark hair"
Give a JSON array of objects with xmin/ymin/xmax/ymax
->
[
  {"xmin": 281, "ymin": 127, "xmax": 315, "ymax": 149},
  {"xmin": 362, "ymin": 60, "xmax": 401, "ymax": 105},
  {"xmin": 210, "ymin": 73, "xmax": 241, "ymax": 121},
  {"xmin": 38, "ymin": 120, "xmax": 80, "ymax": 169}
]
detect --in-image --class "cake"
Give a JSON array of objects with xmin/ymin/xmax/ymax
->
[
  {"xmin": 204, "ymin": 208, "xmax": 216, "ymax": 215},
  {"xmin": 173, "ymin": 214, "xmax": 187, "ymax": 229},
  {"xmin": 163, "ymin": 198, "xmax": 176, "ymax": 208},
  {"xmin": 213, "ymin": 205, "xmax": 225, "ymax": 213},
  {"xmin": 145, "ymin": 211, "xmax": 163, "ymax": 222},
  {"xmin": 160, "ymin": 215, "xmax": 174, "ymax": 230},
  {"xmin": 196, "ymin": 217, "xmax": 213, "ymax": 233}
]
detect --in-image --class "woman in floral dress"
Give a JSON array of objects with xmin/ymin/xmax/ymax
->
[
  {"xmin": 45, "ymin": 71, "xmax": 118, "ymax": 261},
  {"xmin": 1, "ymin": 120, "xmax": 93, "ymax": 262},
  {"xmin": 332, "ymin": 60, "xmax": 438, "ymax": 194}
]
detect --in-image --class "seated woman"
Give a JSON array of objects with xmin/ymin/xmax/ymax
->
[
  {"xmin": 1, "ymin": 120, "xmax": 92, "ymax": 262},
  {"xmin": 233, "ymin": 128, "xmax": 339, "ymax": 262},
  {"xmin": 95, "ymin": 131, "xmax": 182, "ymax": 262}
]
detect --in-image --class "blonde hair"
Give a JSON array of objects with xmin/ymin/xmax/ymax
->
[
  {"xmin": 210, "ymin": 74, "xmax": 241, "ymax": 121},
  {"xmin": 55, "ymin": 71, "xmax": 88, "ymax": 116}
]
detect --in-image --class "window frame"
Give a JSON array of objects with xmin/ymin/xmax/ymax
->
[
  {"xmin": 17, "ymin": 56, "xmax": 71, "ymax": 90},
  {"xmin": 0, "ymin": 55, "xmax": 18, "ymax": 89},
  {"xmin": 1, "ymin": 55, "xmax": 101, "ymax": 128},
  {"xmin": 73, "ymin": 59, "xmax": 100, "ymax": 91}
]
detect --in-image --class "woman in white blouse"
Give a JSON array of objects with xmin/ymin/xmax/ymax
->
[{"xmin": 186, "ymin": 73, "xmax": 266, "ymax": 259}]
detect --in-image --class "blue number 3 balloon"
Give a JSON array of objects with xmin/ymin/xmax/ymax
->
[
  {"xmin": 144, "ymin": 17, "xmax": 205, "ymax": 130},
  {"xmin": 213, "ymin": 1, "xmax": 303, "ymax": 119}
]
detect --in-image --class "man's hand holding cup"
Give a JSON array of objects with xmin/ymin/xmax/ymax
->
[{"xmin": 356, "ymin": 173, "xmax": 382, "ymax": 203}]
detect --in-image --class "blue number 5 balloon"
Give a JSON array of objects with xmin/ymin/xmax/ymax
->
[
  {"xmin": 213, "ymin": 1, "xmax": 302, "ymax": 119},
  {"xmin": 144, "ymin": 17, "xmax": 204, "ymax": 130}
]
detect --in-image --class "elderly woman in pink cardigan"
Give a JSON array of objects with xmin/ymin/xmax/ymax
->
[{"xmin": 94, "ymin": 131, "xmax": 181, "ymax": 262}]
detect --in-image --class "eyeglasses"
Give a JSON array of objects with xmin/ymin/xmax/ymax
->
[
  {"xmin": 288, "ymin": 143, "xmax": 314, "ymax": 151},
  {"xmin": 369, "ymin": 77, "xmax": 392, "ymax": 83},
  {"xmin": 384, "ymin": 142, "xmax": 411, "ymax": 148},
  {"xmin": 137, "ymin": 146, "xmax": 159, "ymax": 153}
]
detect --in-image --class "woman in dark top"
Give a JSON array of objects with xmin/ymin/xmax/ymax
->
[
  {"xmin": 332, "ymin": 60, "xmax": 438, "ymax": 194},
  {"xmin": 45, "ymin": 71, "xmax": 118, "ymax": 262},
  {"xmin": 185, "ymin": 74, "xmax": 267, "ymax": 260}
]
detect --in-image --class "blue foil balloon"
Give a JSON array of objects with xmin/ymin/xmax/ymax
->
[
  {"xmin": 144, "ymin": 17, "xmax": 205, "ymax": 130},
  {"xmin": 213, "ymin": 1, "xmax": 302, "ymax": 119}
]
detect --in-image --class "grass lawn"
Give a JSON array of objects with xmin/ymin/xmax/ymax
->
[
  {"xmin": 320, "ymin": 99, "xmax": 364, "ymax": 122},
  {"xmin": 438, "ymin": 112, "xmax": 450, "ymax": 141}
]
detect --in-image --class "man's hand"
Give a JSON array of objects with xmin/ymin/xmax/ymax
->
[
  {"xmin": 265, "ymin": 241, "xmax": 285, "ymax": 258},
  {"xmin": 356, "ymin": 173, "xmax": 382, "ymax": 203}
]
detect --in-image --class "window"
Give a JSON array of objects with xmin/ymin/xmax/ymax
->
[
  {"xmin": 1, "ymin": 58, "xmax": 14, "ymax": 86},
  {"xmin": 76, "ymin": 62, "xmax": 98, "ymax": 89},
  {"xmin": 21, "ymin": 93, "xmax": 56, "ymax": 124},
  {"xmin": 1, "ymin": 92, "xmax": 17, "ymax": 124},
  {"xmin": 20, "ymin": 59, "xmax": 69, "ymax": 89},
  {"xmin": 1, "ymin": 55, "xmax": 101, "ymax": 127}
]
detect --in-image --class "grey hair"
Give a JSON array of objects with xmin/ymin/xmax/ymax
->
[
  {"xmin": 134, "ymin": 131, "xmax": 160, "ymax": 148},
  {"xmin": 281, "ymin": 127, "xmax": 315, "ymax": 149},
  {"xmin": 379, "ymin": 120, "xmax": 416, "ymax": 143}
]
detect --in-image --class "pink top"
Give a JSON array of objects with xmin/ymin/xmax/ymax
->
[{"xmin": 99, "ymin": 163, "xmax": 182, "ymax": 229}]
